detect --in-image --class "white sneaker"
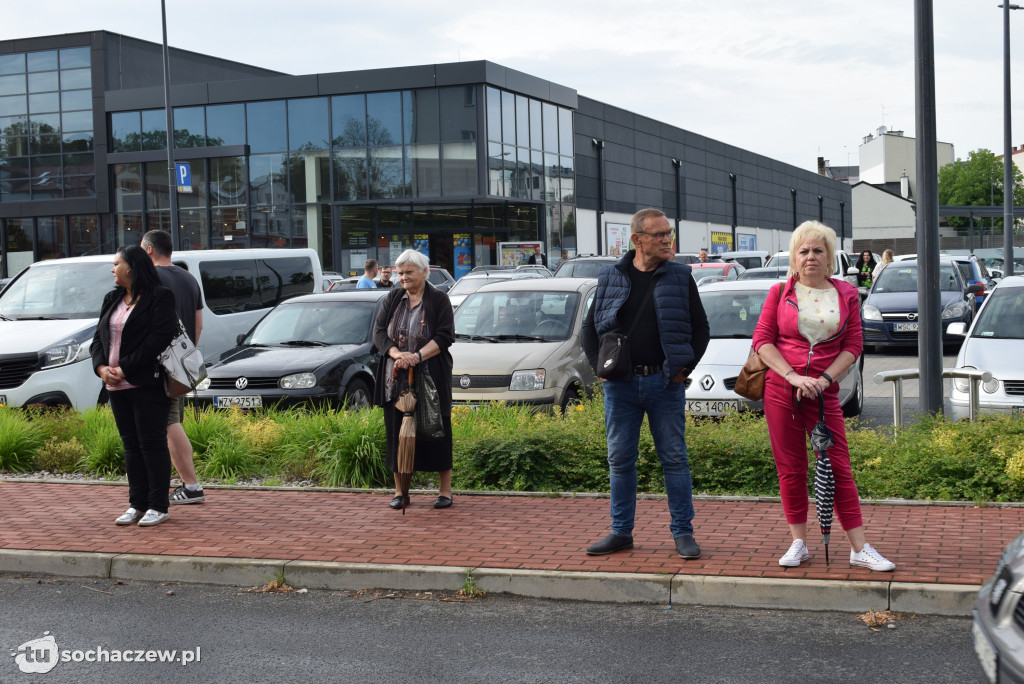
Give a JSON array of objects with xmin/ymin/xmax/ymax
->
[
  {"xmin": 137, "ymin": 509, "xmax": 169, "ymax": 527},
  {"xmin": 850, "ymin": 543, "xmax": 895, "ymax": 572},
  {"xmin": 114, "ymin": 507, "xmax": 144, "ymax": 525},
  {"xmin": 779, "ymin": 539, "xmax": 810, "ymax": 567}
]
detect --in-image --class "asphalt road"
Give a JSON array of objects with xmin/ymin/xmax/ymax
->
[
  {"xmin": 0, "ymin": 575, "xmax": 985, "ymax": 684},
  {"xmin": 858, "ymin": 346, "xmax": 958, "ymax": 429}
]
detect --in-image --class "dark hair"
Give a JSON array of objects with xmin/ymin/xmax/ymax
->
[
  {"xmin": 365, "ymin": 259, "xmax": 378, "ymax": 271},
  {"xmin": 141, "ymin": 229, "xmax": 173, "ymax": 257},
  {"xmin": 117, "ymin": 244, "xmax": 162, "ymax": 303}
]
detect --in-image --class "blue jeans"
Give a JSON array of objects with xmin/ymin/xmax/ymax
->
[{"xmin": 603, "ymin": 374, "xmax": 694, "ymax": 538}]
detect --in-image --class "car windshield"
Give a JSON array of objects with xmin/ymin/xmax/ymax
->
[
  {"xmin": 700, "ymin": 290, "xmax": 769, "ymax": 339},
  {"xmin": 555, "ymin": 261, "xmax": 608, "ymax": 278},
  {"xmin": 454, "ymin": 290, "xmax": 580, "ymax": 341},
  {"xmin": 247, "ymin": 301, "xmax": 375, "ymax": 346},
  {"xmin": 970, "ymin": 287, "xmax": 1024, "ymax": 339},
  {"xmin": 448, "ymin": 276, "xmax": 510, "ymax": 296},
  {"xmin": 0, "ymin": 261, "xmax": 114, "ymax": 319},
  {"xmin": 872, "ymin": 264, "xmax": 959, "ymax": 293}
]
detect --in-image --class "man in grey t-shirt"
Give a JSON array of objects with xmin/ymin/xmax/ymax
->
[{"xmin": 141, "ymin": 230, "xmax": 206, "ymax": 505}]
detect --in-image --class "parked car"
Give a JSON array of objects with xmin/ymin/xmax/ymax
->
[
  {"xmin": 736, "ymin": 266, "xmax": 788, "ymax": 281},
  {"xmin": 683, "ymin": 280, "xmax": 863, "ymax": 417},
  {"xmin": 450, "ymin": 277, "xmax": 598, "ymax": 411},
  {"xmin": 972, "ymin": 530, "xmax": 1024, "ymax": 684},
  {"xmin": 189, "ymin": 290, "xmax": 387, "ymax": 410},
  {"xmin": 860, "ymin": 258, "xmax": 982, "ymax": 351},
  {"xmin": 690, "ymin": 262, "xmax": 746, "ymax": 285},
  {"xmin": 471, "ymin": 265, "xmax": 552, "ymax": 277},
  {"xmin": 447, "ymin": 271, "xmax": 546, "ymax": 309},
  {"xmin": 428, "ymin": 266, "xmax": 456, "ymax": 293},
  {"xmin": 721, "ymin": 250, "xmax": 770, "ymax": 269},
  {"xmin": 327, "ymin": 277, "xmax": 364, "ymax": 292},
  {"xmin": 322, "ymin": 274, "xmax": 346, "ymax": 291},
  {"xmin": 947, "ymin": 275, "xmax": 1024, "ymax": 420},
  {"xmin": 675, "ymin": 252, "xmax": 723, "ymax": 264},
  {"xmin": 766, "ymin": 250, "xmax": 858, "ymax": 287},
  {"xmin": 948, "ymin": 254, "xmax": 997, "ymax": 305},
  {"xmin": 553, "ymin": 255, "xmax": 617, "ymax": 279},
  {"xmin": 0, "ymin": 249, "xmax": 321, "ymax": 411}
]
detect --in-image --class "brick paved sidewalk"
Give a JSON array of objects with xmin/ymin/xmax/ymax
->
[{"xmin": 0, "ymin": 482, "xmax": 1018, "ymax": 586}]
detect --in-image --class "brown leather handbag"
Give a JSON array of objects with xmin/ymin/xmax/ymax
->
[{"xmin": 734, "ymin": 347, "xmax": 768, "ymax": 401}]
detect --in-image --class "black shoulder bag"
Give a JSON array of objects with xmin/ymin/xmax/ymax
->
[{"xmin": 595, "ymin": 281, "xmax": 656, "ymax": 380}]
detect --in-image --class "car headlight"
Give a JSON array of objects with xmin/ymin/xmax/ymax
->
[
  {"xmin": 195, "ymin": 377, "xmax": 211, "ymax": 391},
  {"xmin": 279, "ymin": 372, "xmax": 317, "ymax": 389},
  {"xmin": 509, "ymin": 369, "xmax": 545, "ymax": 391},
  {"xmin": 942, "ymin": 301, "xmax": 968, "ymax": 319},
  {"xmin": 39, "ymin": 327, "xmax": 96, "ymax": 369},
  {"xmin": 862, "ymin": 304, "xmax": 882, "ymax": 321},
  {"xmin": 953, "ymin": 366, "xmax": 976, "ymax": 393}
]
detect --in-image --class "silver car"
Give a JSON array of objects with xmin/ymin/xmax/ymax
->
[
  {"xmin": 683, "ymin": 280, "xmax": 863, "ymax": 417},
  {"xmin": 948, "ymin": 275, "xmax": 1024, "ymax": 420},
  {"xmin": 451, "ymin": 278, "xmax": 597, "ymax": 411},
  {"xmin": 973, "ymin": 531, "xmax": 1024, "ymax": 684}
]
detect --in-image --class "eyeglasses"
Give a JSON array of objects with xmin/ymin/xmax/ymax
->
[{"xmin": 637, "ymin": 230, "xmax": 674, "ymax": 240}]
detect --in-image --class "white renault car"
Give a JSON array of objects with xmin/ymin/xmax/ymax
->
[
  {"xmin": 683, "ymin": 279, "xmax": 863, "ymax": 417},
  {"xmin": 947, "ymin": 275, "xmax": 1024, "ymax": 420},
  {"xmin": 450, "ymin": 277, "xmax": 597, "ymax": 411}
]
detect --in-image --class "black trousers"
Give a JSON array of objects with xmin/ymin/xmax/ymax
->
[{"xmin": 108, "ymin": 385, "xmax": 172, "ymax": 513}]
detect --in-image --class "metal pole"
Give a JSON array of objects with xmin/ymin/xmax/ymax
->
[
  {"xmin": 729, "ymin": 173, "xmax": 737, "ymax": 250},
  {"xmin": 593, "ymin": 139, "xmax": 604, "ymax": 254},
  {"xmin": 914, "ymin": 0, "xmax": 943, "ymax": 415},
  {"xmin": 672, "ymin": 159, "xmax": 682, "ymax": 249},
  {"xmin": 1003, "ymin": 3, "xmax": 1019, "ymax": 276},
  {"xmin": 161, "ymin": 0, "xmax": 180, "ymax": 248}
]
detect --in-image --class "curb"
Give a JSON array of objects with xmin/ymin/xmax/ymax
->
[{"xmin": 0, "ymin": 549, "xmax": 979, "ymax": 616}]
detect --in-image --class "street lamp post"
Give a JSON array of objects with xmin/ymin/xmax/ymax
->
[
  {"xmin": 1001, "ymin": 3, "xmax": 1022, "ymax": 276},
  {"xmin": 161, "ymin": 0, "xmax": 179, "ymax": 248}
]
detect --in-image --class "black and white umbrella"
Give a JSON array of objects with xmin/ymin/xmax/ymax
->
[{"xmin": 809, "ymin": 395, "xmax": 836, "ymax": 565}]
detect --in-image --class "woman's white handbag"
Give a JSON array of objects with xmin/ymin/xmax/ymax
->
[{"xmin": 157, "ymin": 320, "xmax": 208, "ymax": 398}]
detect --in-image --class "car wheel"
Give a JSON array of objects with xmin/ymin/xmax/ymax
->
[
  {"xmin": 560, "ymin": 383, "xmax": 584, "ymax": 413},
  {"xmin": 842, "ymin": 360, "xmax": 864, "ymax": 417},
  {"xmin": 341, "ymin": 378, "xmax": 372, "ymax": 410}
]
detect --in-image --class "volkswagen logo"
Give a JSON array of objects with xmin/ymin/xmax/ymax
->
[
  {"xmin": 907, "ymin": 312, "xmax": 918, "ymax": 321},
  {"xmin": 700, "ymin": 375, "xmax": 715, "ymax": 391},
  {"xmin": 459, "ymin": 375, "xmax": 471, "ymax": 389},
  {"xmin": 235, "ymin": 377, "xmax": 248, "ymax": 390}
]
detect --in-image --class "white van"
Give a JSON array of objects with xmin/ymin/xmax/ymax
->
[{"xmin": 0, "ymin": 248, "xmax": 321, "ymax": 410}]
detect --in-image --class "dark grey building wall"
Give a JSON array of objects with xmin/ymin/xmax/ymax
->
[{"xmin": 574, "ymin": 96, "xmax": 851, "ymax": 233}]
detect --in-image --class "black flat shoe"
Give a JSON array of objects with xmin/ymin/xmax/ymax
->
[
  {"xmin": 432, "ymin": 495, "xmax": 453, "ymax": 509},
  {"xmin": 389, "ymin": 495, "xmax": 409, "ymax": 510}
]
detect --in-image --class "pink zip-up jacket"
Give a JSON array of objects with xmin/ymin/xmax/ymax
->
[{"xmin": 752, "ymin": 276, "xmax": 863, "ymax": 386}]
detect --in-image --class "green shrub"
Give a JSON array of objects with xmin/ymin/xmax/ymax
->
[
  {"xmin": 78, "ymin": 406, "xmax": 124, "ymax": 475},
  {"xmin": 199, "ymin": 435, "xmax": 263, "ymax": 480},
  {"xmin": 35, "ymin": 437, "xmax": 88, "ymax": 472},
  {"xmin": 0, "ymin": 407, "xmax": 43, "ymax": 472}
]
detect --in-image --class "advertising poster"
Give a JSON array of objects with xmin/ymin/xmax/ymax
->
[
  {"xmin": 737, "ymin": 234, "xmax": 757, "ymax": 251},
  {"xmin": 413, "ymin": 235, "xmax": 430, "ymax": 261},
  {"xmin": 388, "ymin": 239, "xmax": 404, "ymax": 266},
  {"xmin": 605, "ymin": 223, "xmax": 631, "ymax": 256},
  {"xmin": 453, "ymin": 234, "xmax": 473, "ymax": 279},
  {"xmin": 497, "ymin": 241, "xmax": 541, "ymax": 266},
  {"xmin": 710, "ymin": 231, "xmax": 733, "ymax": 253}
]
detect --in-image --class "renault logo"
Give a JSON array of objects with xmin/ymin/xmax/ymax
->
[
  {"xmin": 700, "ymin": 375, "xmax": 715, "ymax": 391},
  {"xmin": 235, "ymin": 377, "xmax": 248, "ymax": 390},
  {"xmin": 460, "ymin": 375, "xmax": 471, "ymax": 389}
]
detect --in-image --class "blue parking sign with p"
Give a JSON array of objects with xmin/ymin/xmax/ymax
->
[{"xmin": 175, "ymin": 162, "xmax": 192, "ymax": 193}]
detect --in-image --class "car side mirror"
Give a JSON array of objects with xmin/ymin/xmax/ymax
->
[
  {"xmin": 991, "ymin": 269, "xmax": 1003, "ymax": 279},
  {"xmin": 946, "ymin": 322, "xmax": 967, "ymax": 336},
  {"xmin": 236, "ymin": 333, "xmax": 247, "ymax": 345},
  {"xmin": 846, "ymin": 267, "xmax": 860, "ymax": 276}
]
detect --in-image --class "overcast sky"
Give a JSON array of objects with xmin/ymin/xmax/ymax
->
[{"xmin": 5, "ymin": 1, "xmax": 1022, "ymax": 173}]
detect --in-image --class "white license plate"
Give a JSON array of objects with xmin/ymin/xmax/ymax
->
[
  {"xmin": 214, "ymin": 395, "xmax": 262, "ymax": 409},
  {"xmin": 686, "ymin": 400, "xmax": 739, "ymax": 416},
  {"xmin": 894, "ymin": 322, "xmax": 919, "ymax": 332},
  {"xmin": 973, "ymin": 619, "xmax": 998, "ymax": 684}
]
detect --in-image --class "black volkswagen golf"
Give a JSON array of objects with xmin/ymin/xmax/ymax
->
[{"xmin": 188, "ymin": 290, "xmax": 388, "ymax": 410}]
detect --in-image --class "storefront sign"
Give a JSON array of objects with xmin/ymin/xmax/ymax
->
[
  {"xmin": 498, "ymin": 242, "xmax": 541, "ymax": 267},
  {"xmin": 710, "ymin": 231, "xmax": 733, "ymax": 253},
  {"xmin": 737, "ymin": 233, "xmax": 757, "ymax": 251}
]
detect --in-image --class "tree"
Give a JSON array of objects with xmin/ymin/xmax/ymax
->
[{"xmin": 937, "ymin": 148, "xmax": 1024, "ymax": 232}]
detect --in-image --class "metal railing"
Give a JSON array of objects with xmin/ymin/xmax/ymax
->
[{"xmin": 873, "ymin": 368, "xmax": 993, "ymax": 428}]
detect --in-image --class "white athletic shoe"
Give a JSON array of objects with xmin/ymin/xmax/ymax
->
[
  {"xmin": 850, "ymin": 543, "xmax": 896, "ymax": 572},
  {"xmin": 779, "ymin": 538, "xmax": 810, "ymax": 567}
]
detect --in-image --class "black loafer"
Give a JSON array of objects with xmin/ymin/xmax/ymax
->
[
  {"xmin": 388, "ymin": 495, "xmax": 409, "ymax": 510},
  {"xmin": 674, "ymin": 534, "xmax": 701, "ymax": 559},
  {"xmin": 432, "ymin": 495, "xmax": 453, "ymax": 509},
  {"xmin": 586, "ymin": 533, "xmax": 634, "ymax": 556}
]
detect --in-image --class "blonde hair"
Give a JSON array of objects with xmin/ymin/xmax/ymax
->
[
  {"xmin": 787, "ymin": 221, "xmax": 837, "ymax": 277},
  {"xmin": 881, "ymin": 249, "xmax": 894, "ymax": 264}
]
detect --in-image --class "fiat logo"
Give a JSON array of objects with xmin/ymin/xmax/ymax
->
[
  {"xmin": 235, "ymin": 377, "xmax": 248, "ymax": 390},
  {"xmin": 459, "ymin": 375, "xmax": 471, "ymax": 389},
  {"xmin": 700, "ymin": 375, "xmax": 715, "ymax": 391}
]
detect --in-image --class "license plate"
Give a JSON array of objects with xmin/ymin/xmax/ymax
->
[
  {"xmin": 686, "ymin": 400, "xmax": 739, "ymax": 416},
  {"xmin": 214, "ymin": 395, "xmax": 262, "ymax": 409},
  {"xmin": 894, "ymin": 322, "xmax": 919, "ymax": 332},
  {"xmin": 973, "ymin": 618, "xmax": 998, "ymax": 684}
]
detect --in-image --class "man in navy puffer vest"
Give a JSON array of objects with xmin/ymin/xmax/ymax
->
[{"xmin": 582, "ymin": 208, "xmax": 710, "ymax": 559}]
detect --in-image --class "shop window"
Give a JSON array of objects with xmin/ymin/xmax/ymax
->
[
  {"xmin": 366, "ymin": 92, "xmax": 402, "ymax": 147},
  {"xmin": 206, "ymin": 103, "xmax": 244, "ymax": 146},
  {"xmin": 246, "ymin": 100, "xmax": 287, "ymax": 153},
  {"xmin": 141, "ymin": 109, "xmax": 166, "ymax": 150},
  {"xmin": 173, "ymin": 106, "xmax": 206, "ymax": 148},
  {"xmin": 288, "ymin": 97, "xmax": 328, "ymax": 151},
  {"xmin": 332, "ymin": 94, "xmax": 366, "ymax": 147}
]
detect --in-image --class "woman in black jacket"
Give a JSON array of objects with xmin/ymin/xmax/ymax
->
[
  {"xmin": 90, "ymin": 245, "xmax": 179, "ymax": 526},
  {"xmin": 373, "ymin": 249, "xmax": 455, "ymax": 510}
]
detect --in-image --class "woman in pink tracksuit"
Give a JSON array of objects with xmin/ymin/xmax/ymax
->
[{"xmin": 752, "ymin": 221, "xmax": 895, "ymax": 572}]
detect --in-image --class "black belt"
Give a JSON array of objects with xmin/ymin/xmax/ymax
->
[{"xmin": 632, "ymin": 364, "xmax": 661, "ymax": 376}]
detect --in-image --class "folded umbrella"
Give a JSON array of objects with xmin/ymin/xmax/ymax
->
[
  {"xmin": 809, "ymin": 394, "xmax": 836, "ymax": 565},
  {"xmin": 393, "ymin": 366, "xmax": 417, "ymax": 515}
]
